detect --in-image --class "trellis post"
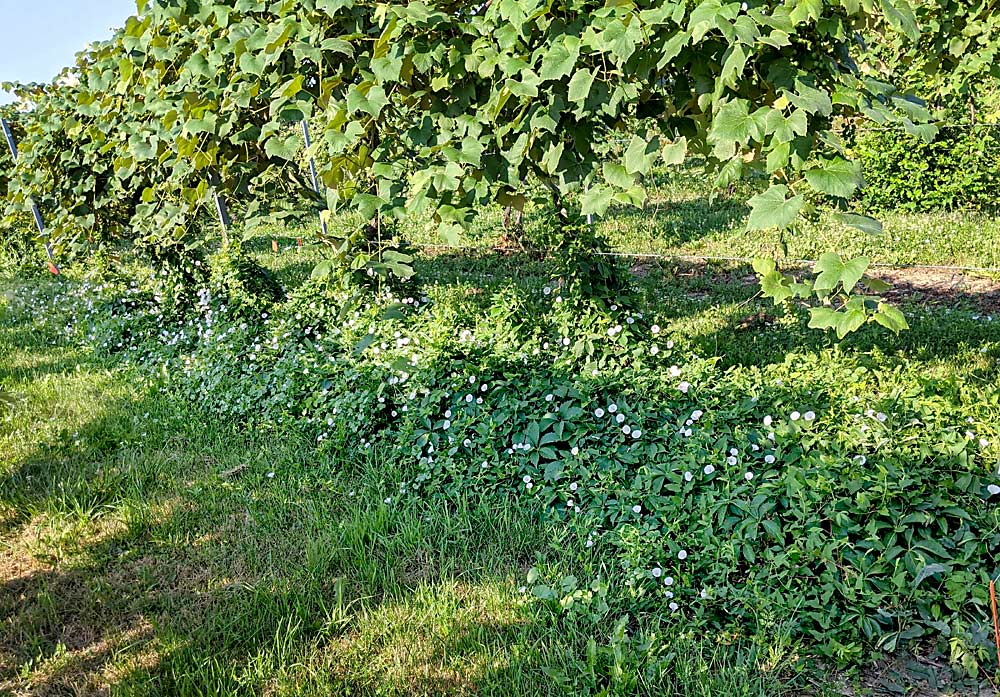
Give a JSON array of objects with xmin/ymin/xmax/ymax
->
[
  {"xmin": 301, "ymin": 119, "xmax": 329, "ymax": 237},
  {"xmin": 1, "ymin": 116, "xmax": 60, "ymax": 273}
]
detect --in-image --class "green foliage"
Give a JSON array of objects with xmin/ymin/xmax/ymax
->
[
  {"xmin": 209, "ymin": 240, "xmax": 287, "ymax": 308},
  {"xmin": 853, "ymin": 123, "xmax": 1000, "ymax": 211},
  {"xmin": 1, "ymin": 0, "xmax": 942, "ymax": 286},
  {"xmin": 753, "ymin": 254, "xmax": 909, "ymax": 339},
  {"xmin": 0, "ymin": 389, "xmax": 18, "ymax": 413},
  {"xmin": 7, "ymin": 255, "xmax": 998, "ymax": 673},
  {"xmin": 860, "ymin": 0, "xmax": 1000, "ymax": 113}
]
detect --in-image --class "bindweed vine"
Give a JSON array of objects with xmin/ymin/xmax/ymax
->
[{"xmin": 5, "ymin": 255, "xmax": 1000, "ymax": 669}]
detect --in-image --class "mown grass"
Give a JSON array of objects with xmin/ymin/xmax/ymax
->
[{"xmin": 265, "ymin": 166, "xmax": 1000, "ymax": 271}]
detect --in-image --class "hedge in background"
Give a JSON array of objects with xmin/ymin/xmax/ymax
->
[{"xmin": 855, "ymin": 124, "xmax": 1000, "ymax": 211}]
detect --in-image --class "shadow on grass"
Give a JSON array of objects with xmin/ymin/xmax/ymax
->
[
  {"xmin": 0, "ymin": 385, "xmax": 558, "ymax": 696},
  {"xmin": 2, "ymin": 249, "xmax": 996, "ymax": 694},
  {"xmin": 404, "ymin": 249, "xmax": 1000, "ymax": 376}
]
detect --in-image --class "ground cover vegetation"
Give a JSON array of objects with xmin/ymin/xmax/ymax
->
[
  {"xmin": 3, "ymin": 0, "xmax": 1000, "ymax": 693},
  {"xmin": 3, "ymin": 190, "xmax": 1000, "ymax": 694}
]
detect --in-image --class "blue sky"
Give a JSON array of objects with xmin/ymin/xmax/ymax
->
[{"xmin": 0, "ymin": 0, "xmax": 137, "ymax": 104}]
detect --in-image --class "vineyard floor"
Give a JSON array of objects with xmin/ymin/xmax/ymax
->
[
  {"xmin": 2, "ymin": 193, "xmax": 1000, "ymax": 694},
  {"xmin": 0, "ymin": 297, "xmax": 810, "ymax": 695}
]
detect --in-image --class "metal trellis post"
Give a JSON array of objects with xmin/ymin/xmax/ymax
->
[
  {"xmin": 2, "ymin": 116, "xmax": 60, "ymax": 273},
  {"xmin": 207, "ymin": 171, "xmax": 231, "ymax": 249},
  {"xmin": 301, "ymin": 119, "xmax": 329, "ymax": 237}
]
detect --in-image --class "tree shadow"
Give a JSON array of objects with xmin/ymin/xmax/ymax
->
[
  {"xmin": 3, "ymin": 267, "xmax": 996, "ymax": 694},
  {"xmin": 631, "ymin": 260, "xmax": 1000, "ymax": 374},
  {"xmin": 402, "ymin": 249, "xmax": 999, "ymax": 375},
  {"xmin": 0, "ymin": 384, "xmax": 556, "ymax": 696}
]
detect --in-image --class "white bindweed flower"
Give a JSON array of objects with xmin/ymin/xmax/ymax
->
[
  {"xmin": 677, "ymin": 550, "xmax": 688, "ymax": 560},
  {"xmin": 651, "ymin": 324, "xmax": 661, "ymax": 334},
  {"xmin": 571, "ymin": 446, "xmax": 579, "ymax": 456},
  {"xmin": 745, "ymin": 471, "xmax": 754, "ymax": 481},
  {"xmin": 632, "ymin": 504, "xmax": 642, "ymax": 514},
  {"xmin": 790, "ymin": 411, "xmax": 801, "ymax": 421},
  {"xmin": 980, "ymin": 438, "xmax": 990, "ymax": 448},
  {"xmin": 545, "ymin": 394, "xmax": 554, "ymax": 402},
  {"xmin": 595, "ymin": 408, "xmax": 605, "ymax": 418},
  {"xmin": 609, "ymin": 403, "xmax": 619, "ymax": 413},
  {"xmin": 727, "ymin": 456, "xmax": 737, "ymax": 466},
  {"xmin": 523, "ymin": 475, "xmax": 532, "ymax": 484},
  {"xmin": 570, "ymin": 482, "xmax": 578, "ymax": 492},
  {"xmin": 670, "ymin": 365, "xmax": 681, "ymax": 377},
  {"xmin": 684, "ymin": 471, "xmax": 693, "ymax": 482},
  {"xmin": 669, "ymin": 602, "xmax": 679, "ymax": 612},
  {"xmin": 622, "ymin": 425, "xmax": 632, "ymax": 434},
  {"xmin": 691, "ymin": 410, "xmax": 703, "ymax": 421},
  {"xmin": 616, "ymin": 413, "xmax": 626, "ymax": 424},
  {"xmin": 652, "ymin": 567, "xmax": 662, "ymax": 578},
  {"xmin": 678, "ymin": 381, "xmax": 690, "ymax": 393},
  {"xmin": 632, "ymin": 429, "xmax": 642, "ymax": 439},
  {"xmin": 764, "ymin": 454, "xmax": 775, "ymax": 464},
  {"xmin": 704, "ymin": 464, "xmax": 715, "ymax": 475},
  {"xmin": 876, "ymin": 412, "xmax": 887, "ymax": 422},
  {"xmin": 664, "ymin": 576, "xmax": 674, "ymax": 586},
  {"xmin": 650, "ymin": 346, "xmax": 659, "ymax": 355},
  {"xmin": 763, "ymin": 415, "xmax": 772, "ymax": 427},
  {"xmin": 804, "ymin": 411, "xmax": 816, "ymax": 421},
  {"xmin": 989, "ymin": 484, "xmax": 1000, "ymax": 496}
]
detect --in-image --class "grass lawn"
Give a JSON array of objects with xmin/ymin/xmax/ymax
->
[{"xmin": 2, "ymin": 174, "xmax": 999, "ymax": 695}]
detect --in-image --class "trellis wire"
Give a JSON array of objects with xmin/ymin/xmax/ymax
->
[
  {"xmin": 408, "ymin": 242, "xmax": 1000, "ymax": 274},
  {"xmin": 3, "ymin": 111, "xmax": 999, "ymax": 275}
]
